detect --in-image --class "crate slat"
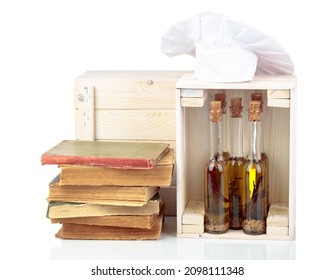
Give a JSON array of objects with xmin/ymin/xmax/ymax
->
[
  {"xmin": 75, "ymin": 86, "xmax": 95, "ymax": 140},
  {"xmin": 94, "ymin": 109, "xmax": 175, "ymax": 141}
]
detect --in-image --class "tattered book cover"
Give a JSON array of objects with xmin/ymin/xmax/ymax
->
[{"xmin": 41, "ymin": 140, "xmax": 169, "ymax": 169}]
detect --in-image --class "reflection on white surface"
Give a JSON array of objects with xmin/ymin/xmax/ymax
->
[{"xmin": 50, "ymin": 217, "xmax": 295, "ymax": 260}]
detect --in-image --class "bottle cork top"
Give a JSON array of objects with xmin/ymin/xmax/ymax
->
[
  {"xmin": 251, "ymin": 92, "xmax": 263, "ymax": 112},
  {"xmin": 230, "ymin": 97, "xmax": 243, "ymax": 118},
  {"xmin": 215, "ymin": 93, "xmax": 227, "ymax": 114},
  {"xmin": 248, "ymin": 100, "xmax": 261, "ymax": 121},
  {"xmin": 210, "ymin": 101, "xmax": 222, "ymax": 122}
]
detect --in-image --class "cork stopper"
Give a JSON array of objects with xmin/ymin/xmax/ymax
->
[
  {"xmin": 251, "ymin": 92, "xmax": 263, "ymax": 112},
  {"xmin": 210, "ymin": 101, "xmax": 222, "ymax": 122},
  {"xmin": 230, "ymin": 97, "xmax": 243, "ymax": 118},
  {"xmin": 215, "ymin": 93, "xmax": 227, "ymax": 114},
  {"xmin": 248, "ymin": 100, "xmax": 262, "ymax": 121}
]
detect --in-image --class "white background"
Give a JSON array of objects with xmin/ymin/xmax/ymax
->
[{"xmin": 1, "ymin": 0, "xmax": 333, "ymax": 279}]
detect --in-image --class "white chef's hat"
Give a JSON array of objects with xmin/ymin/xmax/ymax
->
[{"xmin": 161, "ymin": 12, "xmax": 294, "ymax": 82}]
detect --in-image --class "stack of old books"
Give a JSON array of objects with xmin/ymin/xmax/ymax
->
[{"xmin": 41, "ymin": 140, "xmax": 174, "ymax": 240}]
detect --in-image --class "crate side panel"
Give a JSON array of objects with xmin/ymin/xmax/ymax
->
[
  {"xmin": 186, "ymin": 104, "xmax": 211, "ymax": 201},
  {"xmin": 263, "ymin": 107, "xmax": 290, "ymax": 204},
  {"xmin": 95, "ymin": 109, "xmax": 176, "ymax": 141},
  {"xmin": 75, "ymin": 81, "xmax": 176, "ymax": 110}
]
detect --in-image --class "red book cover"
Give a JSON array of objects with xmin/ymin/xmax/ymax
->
[{"xmin": 41, "ymin": 140, "xmax": 170, "ymax": 169}]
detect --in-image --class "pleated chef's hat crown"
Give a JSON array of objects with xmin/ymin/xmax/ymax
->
[{"xmin": 161, "ymin": 12, "xmax": 294, "ymax": 82}]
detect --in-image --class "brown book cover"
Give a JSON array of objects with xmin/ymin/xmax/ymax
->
[
  {"xmin": 47, "ymin": 175, "xmax": 159, "ymax": 206},
  {"xmin": 41, "ymin": 140, "xmax": 170, "ymax": 169},
  {"xmin": 57, "ymin": 149, "xmax": 174, "ymax": 187},
  {"xmin": 52, "ymin": 214, "xmax": 159, "ymax": 229},
  {"xmin": 46, "ymin": 193, "xmax": 161, "ymax": 218},
  {"xmin": 51, "ymin": 202, "xmax": 165, "ymax": 229},
  {"xmin": 55, "ymin": 213, "xmax": 163, "ymax": 240}
]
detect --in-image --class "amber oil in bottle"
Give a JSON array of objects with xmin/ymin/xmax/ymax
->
[
  {"xmin": 242, "ymin": 100, "xmax": 267, "ymax": 235},
  {"xmin": 227, "ymin": 97, "xmax": 246, "ymax": 229},
  {"xmin": 204, "ymin": 101, "xmax": 229, "ymax": 234}
]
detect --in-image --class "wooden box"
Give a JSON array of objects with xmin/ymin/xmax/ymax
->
[
  {"xmin": 176, "ymin": 74, "xmax": 297, "ymax": 240},
  {"xmin": 74, "ymin": 70, "xmax": 189, "ymax": 216},
  {"xmin": 73, "ymin": 71, "xmax": 297, "ymax": 240}
]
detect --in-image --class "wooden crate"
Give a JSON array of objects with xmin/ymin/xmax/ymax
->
[
  {"xmin": 74, "ymin": 70, "xmax": 190, "ymax": 216},
  {"xmin": 176, "ymin": 73, "xmax": 297, "ymax": 240},
  {"xmin": 73, "ymin": 71, "xmax": 297, "ymax": 239}
]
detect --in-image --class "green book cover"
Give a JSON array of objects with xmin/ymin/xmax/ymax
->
[{"xmin": 41, "ymin": 140, "xmax": 169, "ymax": 169}]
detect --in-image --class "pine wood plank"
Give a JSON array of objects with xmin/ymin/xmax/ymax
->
[
  {"xmin": 178, "ymin": 230, "xmax": 293, "ymax": 240},
  {"xmin": 182, "ymin": 200, "xmax": 204, "ymax": 225},
  {"xmin": 180, "ymin": 89, "xmax": 206, "ymax": 98},
  {"xmin": 181, "ymin": 90, "xmax": 208, "ymax": 107},
  {"xmin": 267, "ymin": 89, "xmax": 290, "ymax": 99},
  {"xmin": 176, "ymin": 74, "xmax": 297, "ymax": 90},
  {"xmin": 267, "ymin": 99, "xmax": 290, "ymax": 108},
  {"xmin": 75, "ymin": 86, "xmax": 95, "ymax": 140},
  {"xmin": 267, "ymin": 203, "xmax": 289, "ymax": 227},
  {"xmin": 74, "ymin": 81, "xmax": 176, "ymax": 110},
  {"xmin": 266, "ymin": 226, "xmax": 289, "ymax": 236},
  {"xmin": 95, "ymin": 109, "xmax": 176, "ymax": 141},
  {"xmin": 288, "ymin": 89, "xmax": 297, "ymax": 237},
  {"xmin": 182, "ymin": 224, "xmax": 204, "ymax": 234},
  {"xmin": 176, "ymin": 88, "xmax": 188, "ymax": 234}
]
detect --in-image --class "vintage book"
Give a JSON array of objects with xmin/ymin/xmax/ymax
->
[
  {"xmin": 51, "ymin": 202, "xmax": 165, "ymax": 229},
  {"xmin": 47, "ymin": 175, "xmax": 159, "ymax": 206},
  {"xmin": 52, "ymin": 214, "xmax": 159, "ymax": 229},
  {"xmin": 57, "ymin": 148, "xmax": 174, "ymax": 187},
  {"xmin": 41, "ymin": 140, "xmax": 170, "ymax": 169},
  {"xmin": 47, "ymin": 193, "xmax": 161, "ymax": 218},
  {"xmin": 55, "ymin": 213, "xmax": 163, "ymax": 240}
]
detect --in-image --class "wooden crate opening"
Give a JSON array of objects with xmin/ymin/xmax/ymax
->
[{"xmin": 176, "ymin": 74, "xmax": 296, "ymax": 240}]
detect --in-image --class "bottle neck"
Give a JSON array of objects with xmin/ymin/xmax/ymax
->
[
  {"xmin": 218, "ymin": 113, "xmax": 228, "ymax": 154},
  {"xmin": 230, "ymin": 116, "xmax": 244, "ymax": 158},
  {"xmin": 249, "ymin": 120, "xmax": 262, "ymax": 161},
  {"xmin": 210, "ymin": 121, "xmax": 219, "ymax": 158},
  {"xmin": 258, "ymin": 117, "xmax": 264, "ymax": 154}
]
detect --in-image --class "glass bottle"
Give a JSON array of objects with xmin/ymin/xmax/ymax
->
[
  {"xmin": 251, "ymin": 92, "xmax": 269, "ymax": 214},
  {"xmin": 204, "ymin": 101, "xmax": 229, "ymax": 234},
  {"xmin": 227, "ymin": 97, "xmax": 246, "ymax": 229},
  {"xmin": 215, "ymin": 93, "xmax": 230, "ymax": 162},
  {"xmin": 242, "ymin": 100, "xmax": 267, "ymax": 235}
]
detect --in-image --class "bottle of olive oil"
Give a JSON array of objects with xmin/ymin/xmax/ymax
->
[
  {"xmin": 204, "ymin": 101, "xmax": 229, "ymax": 234},
  {"xmin": 242, "ymin": 100, "xmax": 267, "ymax": 235},
  {"xmin": 227, "ymin": 97, "xmax": 246, "ymax": 229}
]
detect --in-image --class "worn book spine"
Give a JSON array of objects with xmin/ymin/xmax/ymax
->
[
  {"xmin": 51, "ymin": 215, "xmax": 159, "ymax": 229},
  {"xmin": 55, "ymin": 213, "xmax": 163, "ymax": 240},
  {"xmin": 47, "ymin": 185, "xmax": 159, "ymax": 206},
  {"xmin": 47, "ymin": 194, "xmax": 161, "ymax": 218},
  {"xmin": 58, "ymin": 165, "xmax": 173, "ymax": 187},
  {"xmin": 51, "ymin": 202, "xmax": 164, "ymax": 229},
  {"xmin": 41, "ymin": 140, "xmax": 170, "ymax": 169},
  {"xmin": 42, "ymin": 155, "xmax": 158, "ymax": 169}
]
